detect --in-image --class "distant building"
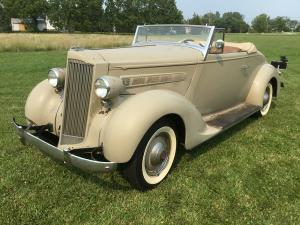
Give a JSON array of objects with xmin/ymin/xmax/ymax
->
[
  {"xmin": 11, "ymin": 18, "xmax": 26, "ymax": 32},
  {"xmin": 11, "ymin": 17, "xmax": 55, "ymax": 32},
  {"xmin": 37, "ymin": 17, "xmax": 56, "ymax": 31}
]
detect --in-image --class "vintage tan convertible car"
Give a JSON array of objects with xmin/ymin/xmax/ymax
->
[{"xmin": 13, "ymin": 25, "xmax": 282, "ymax": 190}]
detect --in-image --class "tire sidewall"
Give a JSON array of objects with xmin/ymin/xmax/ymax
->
[
  {"xmin": 260, "ymin": 83, "xmax": 273, "ymax": 116},
  {"xmin": 132, "ymin": 119, "xmax": 178, "ymax": 190}
]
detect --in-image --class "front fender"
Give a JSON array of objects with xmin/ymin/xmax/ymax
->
[
  {"xmin": 101, "ymin": 90, "xmax": 206, "ymax": 163},
  {"xmin": 246, "ymin": 64, "xmax": 280, "ymax": 107},
  {"xmin": 25, "ymin": 79, "xmax": 62, "ymax": 134}
]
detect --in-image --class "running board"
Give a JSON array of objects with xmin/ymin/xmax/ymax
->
[{"xmin": 203, "ymin": 104, "xmax": 260, "ymax": 130}]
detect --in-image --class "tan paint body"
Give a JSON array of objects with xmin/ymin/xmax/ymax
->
[{"xmin": 25, "ymin": 42, "xmax": 280, "ymax": 163}]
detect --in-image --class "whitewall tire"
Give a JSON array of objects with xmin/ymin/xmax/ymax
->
[
  {"xmin": 259, "ymin": 83, "xmax": 273, "ymax": 116},
  {"xmin": 122, "ymin": 119, "xmax": 178, "ymax": 190}
]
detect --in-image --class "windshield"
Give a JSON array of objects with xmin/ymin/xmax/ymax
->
[{"xmin": 132, "ymin": 25, "xmax": 215, "ymax": 58}]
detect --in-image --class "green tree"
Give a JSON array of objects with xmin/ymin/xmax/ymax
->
[
  {"xmin": 252, "ymin": 14, "xmax": 270, "ymax": 33},
  {"xmin": 202, "ymin": 12, "xmax": 220, "ymax": 25},
  {"xmin": 187, "ymin": 13, "xmax": 203, "ymax": 25},
  {"xmin": 3, "ymin": 0, "xmax": 49, "ymax": 31},
  {"xmin": 78, "ymin": 0, "xmax": 104, "ymax": 32},
  {"xmin": 270, "ymin": 17, "xmax": 290, "ymax": 32},
  {"xmin": 287, "ymin": 19, "xmax": 298, "ymax": 32},
  {"xmin": 0, "ymin": 2, "xmax": 11, "ymax": 31},
  {"xmin": 118, "ymin": 0, "xmax": 145, "ymax": 33},
  {"xmin": 187, "ymin": 11, "xmax": 248, "ymax": 33},
  {"xmin": 104, "ymin": 0, "xmax": 183, "ymax": 33},
  {"xmin": 48, "ymin": 0, "xmax": 104, "ymax": 32},
  {"xmin": 187, "ymin": 12, "xmax": 222, "ymax": 26},
  {"xmin": 222, "ymin": 12, "xmax": 248, "ymax": 33},
  {"xmin": 48, "ymin": 0, "xmax": 76, "ymax": 32},
  {"xmin": 144, "ymin": 0, "xmax": 183, "ymax": 24},
  {"xmin": 103, "ymin": 0, "xmax": 119, "ymax": 32},
  {"xmin": 104, "ymin": 0, "xmax": 144, "ymax": 33}
]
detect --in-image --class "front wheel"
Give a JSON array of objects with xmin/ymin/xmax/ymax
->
[
  {"xmin": 122, "ymin": 119, "xmax": 177, "ymax": 190},
  {"xmin": 259, "ymin": 83, "xmax": 273, "ymax": 117}
]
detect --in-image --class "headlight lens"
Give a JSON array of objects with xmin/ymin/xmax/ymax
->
[
  {"xmin": 48, "ymin": 68, "xmax": 65, "ymax": 89},
  {"xmin": 48, "ymin": 70, "xmax": 58, "ymax": 87},
  {"xmin": 95, "ymin": 76, "xmax": 124, "ymax": 100},
  {"xmin": 95, "ymin": 78, "xmax": 110, "ymax": 98}
]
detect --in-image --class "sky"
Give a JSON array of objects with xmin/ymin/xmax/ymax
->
[{"xmin": 176, "ymin": 0, "xmax": 300, "ymax": 23}]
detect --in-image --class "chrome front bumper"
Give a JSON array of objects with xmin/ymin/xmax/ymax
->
[{"xmin": 12, "ymin": 119, "xmax": 118, "ymax": 173}]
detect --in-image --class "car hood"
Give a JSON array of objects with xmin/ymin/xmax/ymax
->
[{"xmin": 68, "ymin": 45, "xmax": 203, "ymax": 68}]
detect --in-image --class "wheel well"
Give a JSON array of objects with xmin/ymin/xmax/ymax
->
[
  {"xmin": 159, "ymin": 114, "xmax": 186, "ymax": 145},
  {"xmin": 270, "ymin": 77, "xmax": 278, "ymax": 97}
]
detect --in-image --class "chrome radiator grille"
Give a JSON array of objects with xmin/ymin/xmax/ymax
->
[{"xmin": 61, "ymin": 59, "xmax": 94, "ymax": 145}]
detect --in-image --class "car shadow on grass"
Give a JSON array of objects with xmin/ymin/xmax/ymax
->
[
  {"xmin": 62, "ymin": 163, "xmax": 133, "ymax": 191},
  {"xmin": 39, "ymin": 152, "xmax": 133, "ymax": 191}
]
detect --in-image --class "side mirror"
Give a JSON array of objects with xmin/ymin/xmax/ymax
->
[{"xmin": 215, "ymin": 39, "xmax": 224, "ymax": 50}]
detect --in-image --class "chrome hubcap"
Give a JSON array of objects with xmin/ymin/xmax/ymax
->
[
  {"xmin": 263, "ymin": 91, "xmax": 270, "ymax": 106},
  {"xmin": 144, "ymin": 135, "xmax": 170, "ymax": 176},
  {"xmin": 262, "ymin": 86, "xmax": 271, "ymax": 110}
]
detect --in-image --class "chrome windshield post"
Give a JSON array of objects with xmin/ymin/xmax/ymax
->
[
  {"xmin": 132, "ymin": 25, "xmax": 141, "ymax": 46},
  {"xmin": 203, "ymin": 26, "xmax": 215, "ymax": 61}
]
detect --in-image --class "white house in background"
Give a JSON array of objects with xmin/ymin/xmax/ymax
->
[
  {"xmin": 11, "ymin": 18, "xmax": 26, "ymax": 32},
  {"xmin": 11, "ymin": 17, "xmax": 55, "ymax": 32}
]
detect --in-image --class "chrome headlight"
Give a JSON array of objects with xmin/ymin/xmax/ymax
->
[
  {"xmin": 48, "ymin": 68, "xmax": 65, "ymax": 90},
  {"xmin": 95, "ymin": 76, "xmax": 124, "ymax": 99},
  {"xmin": 95, "ymin": 77, "xmax": 110, "ymax": 99}
]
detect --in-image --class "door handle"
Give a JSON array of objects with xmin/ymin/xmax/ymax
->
[{"xmin": 241, "ymin": 65, "xmax": 250, "ymax": 71}]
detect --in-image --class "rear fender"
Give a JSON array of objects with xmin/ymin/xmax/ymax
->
[
  {"xmin": 246, "ymin": 64, "xmax": 280, "ymax": 107},
  {"xmin": 101, "ymin": 90, "xmax": 206, "ymax": 163}
]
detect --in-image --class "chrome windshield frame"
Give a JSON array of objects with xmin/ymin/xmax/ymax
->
[{"xmin": 132, "ymin": 24, "xmax": 215, "ymax": 60}]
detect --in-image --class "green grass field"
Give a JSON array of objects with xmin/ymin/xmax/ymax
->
[{"xmin": 0, "ymin": 34, "xmax": 299, "ymax": 225}]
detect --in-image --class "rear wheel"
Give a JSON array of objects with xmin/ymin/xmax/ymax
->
[
  {"xmin": 122, "ymin": 119, "xmax": 177, "ymax": 190},
  {"xmin": 259, "ymin": 83, "xmax": 273, "ymax": 116}
]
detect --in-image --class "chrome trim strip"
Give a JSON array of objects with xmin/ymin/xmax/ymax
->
[
  {"xmin": 112, "ymin": 61, "xmax": 198, "ymax": 70},
  {"xmin": 12, "ymin": 120, "xmax": 118, "ymax": 173},
  {"xmin": 120, "ymin": 72, "xmax": 186, "ymax": 88}
]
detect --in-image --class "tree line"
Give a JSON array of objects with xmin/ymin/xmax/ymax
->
[
  {"xmin": 0, "ymin": 0, "xmax": 299, "ymax": 33},
  {"xmin": 188, "ymin": 12, "xmax": 300, "ymax": 33},
  {"xmin": 251, "ymin": 14, "xmax": 299, "ymax": 32},
  {"xmin": 187, "ymin": 12, "xmax": 249, "ymax": 33},
  {"xmin": 0, "ymin": 0, "xmax": 182, "ymax": 32}
]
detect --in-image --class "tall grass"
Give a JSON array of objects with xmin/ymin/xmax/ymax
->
[{"xmin": 0, "ymin": 33, "xmax": 133, "ymax": 52}]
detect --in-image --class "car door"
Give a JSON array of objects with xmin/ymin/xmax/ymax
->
[{"xmin": 193, "ymin": 52, "xmax": 253, "ymax": 115}]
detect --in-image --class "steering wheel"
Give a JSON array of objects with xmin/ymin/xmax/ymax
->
[
  {"xmin": 180, "ymin": 39, "xmax": 205, "ymax": 47},
  {"xmin": 180, "ymin": 39, "xmax": 195, "ymax": 43}
]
